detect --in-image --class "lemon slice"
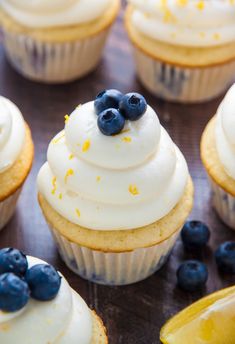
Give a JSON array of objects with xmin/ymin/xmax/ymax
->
[{"xmin": 160, "ymin": 286, "xmax": 235, "ymax": 344}]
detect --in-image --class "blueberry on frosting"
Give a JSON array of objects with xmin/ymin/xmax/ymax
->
[
  {"xmin": 119, "ymin": 93, "xmax": 147, "ymax": 121},
  {"xmin": 94, "ymin": 89, "xmax": 123, "ymax": 115},
  {"xmin": 26, "ymin": 264, "xmax": 61, "ymax": 301},
  {"xmin": 0, "ymin": 248, "xmax": 28, "ymax": 276},
  {"xmin": 0, "ymin": 248, "xmax": 62, "ymax": 312},
  {"xmin": 98, "ymin": 108, "xmax": 125, "ymax": 136},
  {"xmin": 0, "ymin": 273, "xmax": 30, "ymax": 312},
  {"xmin": 95, "ymin": 90, "xmax": 147, "ymax": 135}
]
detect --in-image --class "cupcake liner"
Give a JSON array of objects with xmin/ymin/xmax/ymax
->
[
  {"xmin": 48, "ymin": 224, "xmax": 181, "ymax": 286},
  {"xmin": 132, "ymin": 46, "xmax": 235, "ymax": 103},
  {"xmin": 209, "ymin": 177, "xmax": 235, "ymax": 230},
  {"xmin": 0, "ymin": 187, "xmax": 22, "ymax": 231},
  {"xmin": 1, "ymin": 28, "xmax": 110, "ymax": 83}
]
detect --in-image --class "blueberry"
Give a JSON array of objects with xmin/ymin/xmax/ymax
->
[
  {"xmin": 26, "ymin": 264, "xmax": 61, "ymax": 301},
  {"xmin": 215, "ymin": 242, "xmax": 235, "ymax": 273},
  {"xmin": 98, "ymin": 109, "xmax": 125, "ymax": 136},
  {"xmin": 119, "ymin": 93, "xmax": 147, "ymax": 121},
  {"xmin": 177, "ymin": 260, "xmax": 208, "ymax": 292},
  {"xmin": 0, "ymin": 273, "xmax": 29, "ymax": 312},
  {"xmin": 0, "ymin": 248, "xmax": 28, "ymax": 276},
  {"xmin": 181, "ymin": 221, "xmax": 210, "ymax": 250},
  {"xmin": 94, "ymin": 89, "xmax": 123, "ymax": 115}
]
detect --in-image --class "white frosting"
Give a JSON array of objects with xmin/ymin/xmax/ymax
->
[
  {"xmin": 215, "ymin": 84, "xmax": 235, "ymax": 179},
  {"xmin": 38, "ymin": 101, "xmax": 188, "ymax": 230},
  {"xmin": 0, "ymin": 256, "xmax": 93, "ymax": 344},
  {"xmin": 0, "ymin": 0, "xmax": 110, "ymax": 28},
  {"xmin": 128, "ymin": 0, "xmax": 235, "ymax": 47},
  {"xmin": 0, "ymin": 96, "xmax": 25, "ymax": 173}
]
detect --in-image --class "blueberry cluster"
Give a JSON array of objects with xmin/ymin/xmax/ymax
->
[
  {"xmin": 177, "ymin": 221, "xmax": 235, "ymax": 291},
  {"xmin": 94, "ymin": 89, "xmax": 147, "ymax": 136},
  {"xmin": 176, "ymin": 221, "xmax": 235, "ymax": 291},
  {"xmin": 0, "ymin": 248, "xmax": 61, "ymax": 312}
]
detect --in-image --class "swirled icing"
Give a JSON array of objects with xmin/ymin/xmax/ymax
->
[
  {"xmin": 0, "ymin": 256, "xmax": 93, "ymax": 344},
  {"xmin": 128, "ymin": 0, "xmax": 235, "ymax": 47},
  {"xmin": 0, "ymin": 0, "xmax": 110, "ymax": 28},
  {"xmin": 215, "ymin": 84, "xmax": 235, "ymax": 179},
  {"xmin": 37, "ymin": 100, "xmax": 188, "ymax": 230},
  {"xmin": 0, "ymin": 96, "xmax": 25, "ymax": 173}
]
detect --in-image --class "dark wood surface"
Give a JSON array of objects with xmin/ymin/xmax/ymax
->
[{"xmin": 1, "ymin": 4, "xmax": 235, "ymax": 344}]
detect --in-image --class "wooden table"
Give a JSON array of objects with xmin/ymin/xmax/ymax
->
[{"xmin": 0, "ymin": 4, "xmax": 235, "ymax": 344}]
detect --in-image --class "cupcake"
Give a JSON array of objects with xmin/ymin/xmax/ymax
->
[
  {"xmin": 125, "ymin": 0, "xmax": 235, "ymax": 103},
  {"xmin": 201, "ymin": 84, "xmax": 235, "ymax": 229},
  {"xmin": 0, "ymin": 247, "xmax": 107, "ymax": 343},
  {"xmin": 0, "ymin": 96, "xmax": 34, "ymax": 231},
  {"xmin": 38, "ymin": 90, "xmax": 193, "ymax": 285},
  {"xmin": 0, "ymin": 0, "xmax": 120, "ymax": 83}
]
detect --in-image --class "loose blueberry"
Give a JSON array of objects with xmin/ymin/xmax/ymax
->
[
  {"xmin": 177, "ymin": 260, "xmax": 208, "ymax": 292},
  {"xmin": 215, "ymin": 242, "xmax": 235, "ymax": 273},
  {"xmin": 98, "ymin": 108, "xmax": 125, "ymax": 136},
  {"xmin": 26, "ymin": 264, "xmax": 61, "ymax": 301},
  {"xmin": 0, "ymin": 248, "xmax": 28, "ymax": 276},
  {"xmin": 94, "ymin": 89, "xmax": 123, "ymax": 115},
  {"xmin": 181, "ymin": 221, "xmax": 210, "ymax": 250},
  {"xmin": 0, "ymin": 273, "xmax": 29, "ymax": 312},
  {"xmin": 119, "ymin": 92, "xmax": 147, "ymax": 121}
]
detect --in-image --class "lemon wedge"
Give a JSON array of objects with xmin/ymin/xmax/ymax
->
[{"xmin": 160, "ymin": 286, "xmax": 235, "ymax": 344}]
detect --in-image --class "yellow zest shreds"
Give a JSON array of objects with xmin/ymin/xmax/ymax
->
[
  {"xmin": 69, "ymin": 154, "xmax": 74, "ymax": 160},
  {"xmin": 76, "ymin": 208, "xmax": 81, "ymax": 218},
  {"xmin": 122, "ymin": 137, "xmax": 132, "ymax": 143},
  {"xmin": 59, "ymin": 193, "xmax": 63, "ymax": 200},
  {"xmin": 196, "ymin": 0, "xmax": 205, "ymax": 10},
  {"xmin": 64, "ymin": 115, "xmax": 70, "ymax": 124},
  {"xmin": 129, "ymin": 185, "xmax": 139, "ymax": 196},
  {"xmin": 64, "ymin": 169, "xmax": 74, "ymax": 183},
  {"xmin": 82, "ymin": 140, "xmax": 91, "ymax": 152},
  {"xmin": 177, "ymin": 0, "xmax": 188, "ymax": 6},
  {"xmin": 51, "ymin": 177, "xmax": 57, "ymax": 195},
  {"xmin": 52, "ymin": 134, "xmax": 65, "ymax": 144},
  {"xmin": 96, "ymin": 176, "xmax": 101, "ymax": 182},
  {"xmin": 163, "ymin": 8, "xmax": 176, "ymax": 23},
  {"xmin": 0, "ymin": 323, "xmax": 10, "ymax": 332},
  {"xmin": 214, "ymin": 33, "xmax": 221, "ymax": 40}
]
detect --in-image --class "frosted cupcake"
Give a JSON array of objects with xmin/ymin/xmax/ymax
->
[
  {"xmin": 0, "ymin": 0, "xmax": 120, "ymax": 83},
  {"xmin": 38, "ymin": 90, "xmax": 193, "ymax": 285},
  {"xmin": 0, "ymin": 96, "xmax": 34, "ymax": 231},
  {"xmin": 201, "ymin": 84, "xmax": 235, "ymax": 229},
  {"xmin": 0, "ymin": 247, "xmax": 107, "ymax": 343},
  {"xmin": 125, "ymin": 0, "xmax": 235, "ymax": 103}
]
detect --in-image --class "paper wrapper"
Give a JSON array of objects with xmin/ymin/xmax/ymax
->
[
  {"xmin": 48, "ymin": 224, "xmax": 181, "ymax": 286},
  {"xmin": 1, "ymin": 28, "xmax": 110, "ymax": 83},
  {"xmin": 132, "ymin": 46, "xmax": 235, "ymax": 103},
  {"xmin": 0, "ymin": 188, "xmax": 22, "ymax": 231},
  {"xmin": 209, "ymin": 178, "xmax": 235, "ymax": 230}
]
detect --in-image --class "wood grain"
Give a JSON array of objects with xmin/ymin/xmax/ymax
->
[{"xmin": 0, "ymin": 3, "xmax": 235, "ymax": 343}]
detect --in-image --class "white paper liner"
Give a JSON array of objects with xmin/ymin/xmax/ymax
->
[
  {"xmin": 48, "ymin": 225, "xmax": 181, "ymax": 286},
  {"xmin": 1, "ymin": 28, "xmax": 110, "ymax": 83},
  {"xmin": 0, "ymin": 187, "xmax": 22, "ymax": 231},
  {"xmin": 209, "ymin": 177, "xmax": 235, "ymax": 230},
  {"xmin": 132, "ymin": 46, "xmax": 235, "ymax": 103}
]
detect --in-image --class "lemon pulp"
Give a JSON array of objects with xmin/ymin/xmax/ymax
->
[{"xmin": 161, "ymin": 286, "xmax": 235, "ymax": 344}]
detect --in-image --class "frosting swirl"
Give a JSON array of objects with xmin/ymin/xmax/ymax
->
[
  {"xmin": 0, "ymin": 96, "xmax": 25, "ymax": 173},
  {"xmin": 0, "ymin": 256, "xmax": 93, "ymax": 344},
  {"xmin": 38, "ymin": 100, "xmax": 188, "ymax": 230},
  {"xmin": 128, "ymin": 0, "xmax": 235, "ymax": 47},
  {"xmin": 215, "ymin": 84, "xmax": 235, "ymax": 179},
  {"xmin": 0, "ymin": 0, "xmax": 110, "ymax": 28}
]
